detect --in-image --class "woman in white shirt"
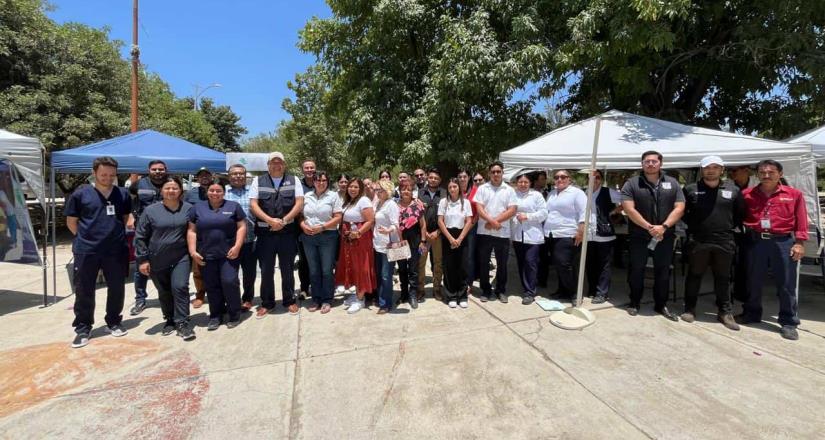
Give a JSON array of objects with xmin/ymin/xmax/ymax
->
[
  {"xmin": 544, "ymin": 169, "xmax": 587, "ymax": 300},
  {"xmin": 335, "ymin": 178, "xmax": 376, "ymax": 314},
  {"xmin": 511, "ymin": 173, "xmax": 548, "ymax": 305},
  {"xmin": 373, "ymin": 180, "xmax": 400, "ymax": 314},
  {"xmin": 437, "ymin": 178, "xmax": 474, "ymax": 308},
  {"xmin": 300, "ymin": 171, "xmax": 343, "ymax": 313}
]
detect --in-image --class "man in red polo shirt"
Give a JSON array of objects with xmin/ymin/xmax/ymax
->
[{"xmin": 738, "ymin": 160, "xmax": 807, "ymax": 340}]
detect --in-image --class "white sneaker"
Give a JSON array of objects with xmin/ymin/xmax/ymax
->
[
  {"xmin": 448, "ymin": 301, "xmax": 457, "ymax": 308},
  {"xmin": 343, "ymin": 294, "xmax": 355, "ymax": 306},
  {"xmin": 105, "ymin": 324, "xmax": 128, "ymax": 337},
  {"xmin": 346, "ymin": 286, "xmax": 356, "ymax": 294},
  {"xmin": 459, "ymin": 301, "xmax": 468, "ymax": 309},
  {"xmin": 346, "ymin": 301, "xmax": 363, "ymax": 314},
  {"xmin": 336, "ymin": 285, "xmax": 346, "ymax": 295}
]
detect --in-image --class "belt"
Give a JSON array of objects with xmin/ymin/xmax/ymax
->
[{"xmin": 756, "ymin": 232, "xmax": 792, "ymax": 240}]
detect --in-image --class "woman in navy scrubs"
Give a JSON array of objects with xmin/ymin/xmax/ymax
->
[
  {"xmin": 134, "ymin": 176, "xmax": 196, "ymax": 340},
  {"xmin": 187, "ymin": 178, "xmax": 247, "ymax": 330}
]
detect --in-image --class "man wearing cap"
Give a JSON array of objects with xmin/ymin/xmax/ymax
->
[
  {"xmin": 185, "ymin": 167, "xmax": 212, "ymax": 307},
  {"xmin": 250, "ymin": 152, "xmax": 305, "ymax": 316},
  {"xmin": 738, "ymin": 160, "xmax": 808, "ymax": 340},
  {"xmin": 621, "ymin": 150, "xmax": 685, "ymax": 321},
  {"xmin": 127, "ymin": 160, "xmax": 167, "ymax": 315},
  {"xmin": 681, "ymin": 156, "xmax": 745, "ymax": 330}
]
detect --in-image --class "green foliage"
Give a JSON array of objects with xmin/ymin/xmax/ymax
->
[{"xmin": 197, "ymin": 98, "xmax": 247, "ymax": 152}]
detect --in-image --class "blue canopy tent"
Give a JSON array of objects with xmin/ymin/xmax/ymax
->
[
  {"xmin": 46, "ymin": 130, "xmax": 226, "ymax": 305},
  {"xmin": 51, "ymin": 129, "xmax": 226, "ymax": 173}
]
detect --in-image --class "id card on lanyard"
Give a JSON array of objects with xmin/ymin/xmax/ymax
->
[
  {"xmin": 106, "ymin": 202, "xmax": 116, "ymax": 216},
  {"xmin": 761, "ymin": 202, "xmax": 771, "ymax": 231}
]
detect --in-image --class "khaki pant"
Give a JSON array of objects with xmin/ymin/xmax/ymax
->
[{"xmin": 417, "ymin": 234, "xmax": 443, "ymax": 298}]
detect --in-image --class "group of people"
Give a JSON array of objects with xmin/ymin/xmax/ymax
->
[{"xmin": 65, "ymin": 149, "xmax": 809, "ymax": 348}]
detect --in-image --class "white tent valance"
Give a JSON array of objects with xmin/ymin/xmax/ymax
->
[{"xmin": 0, "ymin": 129, "xmax": 46, "ymax": 208}]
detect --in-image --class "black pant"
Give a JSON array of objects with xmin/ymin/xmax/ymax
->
[
  {"xmin": 257, "ymin": 232, "xmax": 298, "ymax": 309},
  {"xmin": 150, "ymin": 254, "xmax": 191, "ymax": 324},
  {"xmin": 537, "ymin": 236, "xmax": 552, "ymax": 287},
  {"xmin": 477, "ymin": 235, "xmax": 510, "ymax": 296},
  {"xmin": 628, "ymin": 234, "xmax": 675, "ymax": 309},
  {"xmin": 398, "ymin": 228, "xmax": 421, "ymax": 301},
  {"xmin": 513, "ymin": 241, "xmax": 539, "ymax": 296},
  {"xmin": 203, "ymin": 257, "xmax": 241, "ymax": 321},
  {"xmin": 297, "ymin": 235, "xmax": 310, "ymax": 293},
  {"xmin": 239, "ymin": 241, "xmax": 257, "ymax": 303},
  {"xmin": 441, "ymin": 227, "xmax": 468, "ymax": 301},
  {"xmin": 585, "ymin": 240, "xmax": 613, "ymax": 298},
  {"xmin": 551, "ymin": 237, "xmax": 580, "ymax": 296},
  {"xmin": 683, "ymin": 241, "xmax": 733, "ymax": 314},
  {"xmin": 731, "ymin": 233, "xmax": 748, "ymax": 303},
  {"xmin": 72, "ymin": 249, "xmax": 127, "ymax": 334}
]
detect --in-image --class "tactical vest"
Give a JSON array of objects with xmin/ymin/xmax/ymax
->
[
  {"xmin": 134, "ymin": 177, "xmax": 162, "ymax": 218},
  {"xmin": 255, "ymin": 173, "xmax": 298, "ymax": 234},
  {"xmin": 594, "ymin": 187, "xmax": 615, "ymax": 237}
]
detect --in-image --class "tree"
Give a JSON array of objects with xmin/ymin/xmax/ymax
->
[{"xmin": 197, "ymin": 97, "xmax": 247, "ymax": 152}]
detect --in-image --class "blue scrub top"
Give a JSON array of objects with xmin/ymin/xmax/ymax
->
[
  {"xmin": 64, "ymin": 185, "xmax": 132, "ymax": 255},
  {"xmin": 188, "ymin": 199, "xmax": 246, "ymax": 260}
]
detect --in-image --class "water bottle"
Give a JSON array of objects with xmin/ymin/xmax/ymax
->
[
  {"xmin": 647, "ymin": 237, "xmax": 659, "ymax": 251},
  {"xmin": 349, "ymin": 222, "xmax": 357, "ymax": 237}
]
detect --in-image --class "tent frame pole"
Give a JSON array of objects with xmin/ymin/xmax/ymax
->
[
  {"xmin": 41, "ymin": 151, "xmax": 48, "ymax": 306},
  {"xmin": 51, "ymin": 166, "xmax": 57, "ymax": 305},
  {"xmin": 574, "ymin": 117, "xmax": 602, "ymax": 307}
]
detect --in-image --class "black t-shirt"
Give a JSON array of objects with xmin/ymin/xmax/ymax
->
[
  {"xmin": 683, "ymin": 180, "xmax": 745, "ymax": 248},
  {"xmin": 64, "ymin": 185, "xmax": 132, "ymax": 255},
  {"xmin": 188, "ymin": 200, "xmax": 246, "ymax": 260}
]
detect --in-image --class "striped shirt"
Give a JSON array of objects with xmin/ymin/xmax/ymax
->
[{"xmin": 225, "ymin": 184, "xmax": 255, "ymax": 242}]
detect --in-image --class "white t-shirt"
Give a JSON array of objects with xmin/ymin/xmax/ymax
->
[
  {"xmin": 588, "ymin": 187, "xmax": 622, "ymax": 243},
  {"xmin": 342, "ymin": 196, "xmax": 372, "ymax": 223},
  {"xmin": 474, "ymin": 182, "xmax": 517, "ymax": 238},
  {"xmin": 373, "ymin": 199, "xmax": 400, "ymax": 253},
  {"xmin": 437, "ymin": 197, "xmax": 472, "ymax": 229},
  {"xmin": 248, "ymin": 175, "xmax": 305, "ymax": 199}
]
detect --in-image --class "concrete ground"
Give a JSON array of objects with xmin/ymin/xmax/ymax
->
[{"xmin": 1, "ymin": 241, "xmax": 825, "ymax": 439}]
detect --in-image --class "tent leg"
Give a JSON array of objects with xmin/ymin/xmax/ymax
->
[
  {"xmin": 51, "ymin": 167, "xmax": 57, "ymax": 304},
  {"xmin": 42, "ymin": 182, "xmax": 48, "ymax": 307}
]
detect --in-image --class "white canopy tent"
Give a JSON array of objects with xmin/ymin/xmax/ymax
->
[
  {"xmin": 787, "ymin": 125, "xmax": 825, "ymax": 164},
  {"xmin": 0, "ymin": 129, "xmax": 46, "ymax": 206},
  {"xmin": 500, "ymin": 110, "xmax": 821, "ymax": 230}
]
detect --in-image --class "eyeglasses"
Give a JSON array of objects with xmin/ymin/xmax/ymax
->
[
  {"xmin": 149, "ymin": 168, "xmax": 165, "ymax": 173},
  {"xmin": 553, "ymin": 175, "xmax": 569, "ymax": 180},
  {"xmin": 229, "ymin": 172, "xmax": 245, "ymax": 176},
  {"xmin": 642, "ymin": 160, "xmax": 660, "ymax": 165}
]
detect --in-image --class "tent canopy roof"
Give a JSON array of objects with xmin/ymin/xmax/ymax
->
[
  {"xmin": 51, "ymin": 130, "xmax": 226, "ymax": 173},
  {"xmin": 0, "ymin": 129, "xmax": 46, "ymax": 206},
  {"xmin": 500, "ymin": 110, "xmax": 810, "ymax": 170},
  {"xmin": 787, "ymin": 125, "xmax": 825, "ymax": 163}
]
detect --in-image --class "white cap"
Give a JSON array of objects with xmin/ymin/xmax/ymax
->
[
  {"xmin": 268, "ymin": 151, "xmax": 285, "ymax": 162},
  {"xmin": 700, "ymin": 155, "xmax": 724, "ymax": 168}
]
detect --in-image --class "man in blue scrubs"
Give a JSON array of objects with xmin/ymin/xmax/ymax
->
[
  {"xmin": 66, "ymin": 156, "xmax": 132, "ymax": 348},
  {"xmin": 127, "ymin": 160, "xmax": 167, "ymax": 315}
]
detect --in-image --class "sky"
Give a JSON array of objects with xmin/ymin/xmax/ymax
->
[{"xmin": 48, "ymin": 0, "xmax": 332, "ymax": 138}]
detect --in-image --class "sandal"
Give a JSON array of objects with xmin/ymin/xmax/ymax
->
[{"xmin": 320, "ymin": 303, "xmax": 331, "ymax": 314}]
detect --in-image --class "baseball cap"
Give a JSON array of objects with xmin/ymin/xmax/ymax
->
[
  {"xmin": 699, "ymin": 155, "xmax": 724, "ymax": 168},
  {"xmin": 268, "ymin": 151, "xmax": 285, "ymax": 162},
  {"xmin": 195, "ymin": 166, "xmax": 211, "ymax": 176}
]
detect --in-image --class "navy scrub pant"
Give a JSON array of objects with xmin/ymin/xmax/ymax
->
[
  {"xmin": 628, "ymin": 234, "xmax": 675, "ymax": 310},
  {"xmin": 585, "ymin": 240, "xmax": 613, "ymax": 298},
  {"xmin": 72, "ymin": 249, "xmax": 128, "ymax": 335},
  {"xmin": 477, "ymin": 235, "xmax": 510, "ymax": 297},
  {"xmin": 202, "ymin": 257, "xmax": 241, "ymax": 321},
  {"xmin": 513, "ymin": 241, "xmax": 539, "ymax": 297},
  {"xmin": 239, "ymin": 241, "xmax": 257, "ymax": 303},
  {"xmin": 150, "ymin": 254, "xmax": 191, "ymax": 324},
  {"xmin": 257, "ymin": 232, "xmax": 298, "ymax": 309},
  {"xmin": 743, "ymin": 235, "xmax": 800, "ymax": 327}
]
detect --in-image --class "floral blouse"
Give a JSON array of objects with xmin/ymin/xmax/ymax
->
[{"xmin": 398, "ymin": 199, "xmax": 424, "ymax": 232}]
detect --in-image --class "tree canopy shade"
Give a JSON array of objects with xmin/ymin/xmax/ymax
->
[{"xmin": 285, "ymin": 0, "xmax": 825, "ymax": 173}]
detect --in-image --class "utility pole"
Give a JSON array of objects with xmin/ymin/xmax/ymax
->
[{"xmin": 130, "ymin": 0, "xmax": 140, "ymax": 132}]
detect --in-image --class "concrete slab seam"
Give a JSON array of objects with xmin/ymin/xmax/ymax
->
[{"xmin": 288, "ymin": 310, "xmax": 304, "ymax": 440}]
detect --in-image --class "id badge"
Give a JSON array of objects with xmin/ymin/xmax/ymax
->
[
  {"xmin": 760, "ymin": 218, "xmax": 771, "ymax": 230},
  {"xmin": 661, "ymin": 182, "xmax": 672, "ymax": 190},
  {"xmin": 106, "ymin": 203, "xmax": 116, "ymax": 216}
]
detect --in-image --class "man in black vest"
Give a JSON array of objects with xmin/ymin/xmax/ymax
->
[
  {"xmin": 681, "ymin": 156, "xmax": 744, "ymax": 330},
  {"xmin": 621, "ymin": 151, "xmax": 685, "ymax": 320},
  {"xmin": 586, "ymin": 169, "xmax": 622, "ymax": 304},
  {"xmin": 250, "ymin": 152, "xmax": 305, "ymax": 317},
  {"xmin": 127, "ymin": 160, "xmax": 166, "ymax": 316}
]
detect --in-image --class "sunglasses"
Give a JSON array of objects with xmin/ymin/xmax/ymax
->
[{"xmin": 553, "ymin": 175, "xmax": 569, "ymax": 180}]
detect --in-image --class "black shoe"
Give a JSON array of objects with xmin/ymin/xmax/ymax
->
[
  {"xmin": 498, "ymin": 294, "xmax": 508, "ymax": 304},
  {"xmin": 207, "ymin": 318, "xmax": 221, "ymax": 331},
  {"xmin": 480, "ymin": 294, "xmax": 489, "ymax": 303},
  {"xmin": 177, "ymin": 323, "xmax": 196, "ymax": 341},
  {"xmin": 129, "ymin": 302, "xmax": 146, "ymax": 316},
  {"xmin": 656, "ymin": 307, "xmax": 679, "ymax": 322},
  {"xmin": 780, "ymin": 325, "xmax": 799, "ymax": 340},
  {"xmin": 627, "ymin": 306, "xmax": 639, "ymax": 316},
  {"xmin": 161, "ymin": 322, "xmax": 176, "ymax": 336},
  {"xmin": 72, "ymin": 333, "xmax": 89, "ymax": 348},
  {"xmin": 734, "ymin": 313, "xmax": 761, "ymax": 325},
  {"xmin": 409, "ymin": 295, "xmax": 418, "ymax": 309},
  {"xmin": 522, "ymin": 295, "xmax": 534, "ymax": 305},
  {"xmin": 591, "ymin": 295, "xmax": 607, "ymax": 304},
  {"xmin": 226, "ymin": 319, "xmax": 240, "ymax": 329},
  {"xmin": 105, "ymin": 324, "xmax": 128, "ymax": 337}
]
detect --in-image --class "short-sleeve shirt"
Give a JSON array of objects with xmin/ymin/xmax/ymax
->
[
  {"xmin": 248, "ymin": 175, "xmax": 305, "ymax": 199},
  {"xmin": 342, "ymin": 196, "xmax": 372, "ymax": 223},
  {"xmin": 303, "ymin": 190, "xmax": 343, "ymax": 231},
  {"xmin": 621, "ymin": 173, "xmax": 686, "ymax": 238},
  {"xmin": 373, "ymin": 199, "xmax": 400, "ymax": 253},
  {"xmin": 437, "ymin": 197, "xmax": 472, "ymax": 229},
  {"xmin": 474, "ymin": 182, "xmax": 518, "ymax": 238},
  {"xmin": 545, "ymin": 186, "xmax": 588, "ymax": 238},
  {"xmin": 64, "ymin": 185, "xmax": 132, "ymax": 255},
  {"xmin": 225, "ymin": 184, "xmax": 255, "ymax": 242},
  {"xmin": 187, "ymin": 200, "xmax": 246, "ymax": 260}
]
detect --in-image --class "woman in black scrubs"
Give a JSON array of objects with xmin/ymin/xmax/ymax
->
[
  {"xmin": 187, "ymin": 178, "xmax": 247, "ymax": 330},
  {"xmin": 134, "ymin": 176, "xmax": 196, "ymax": 340}
]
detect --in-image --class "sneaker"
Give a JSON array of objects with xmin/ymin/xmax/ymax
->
[
  {"xmin": 480, "ymin": 294, "xmax": 489, "ymax": 303},
  {"xmin": 226, "ymin": 319, "xmax": 240, "ymax": 329},
  {"xmin": 106, "ymin": 324, "xmax": 128, "ymax": 337},
  {"xmin": 207, "ymin": 318, "xmax": 221, "ymax": 331},
  {"xmin": 459, "ymin": 301, "xmax": 468, "ymax": 309},
  {"xmin": 498, "ymin": 294, "xmax": 508, "ymax": 304},
  {"xmin": 780, "ymin": 325, "xmax": 799, "ymax": 340},
  {"xmin": 448, "ymin": 300, "xmax": 457, "ymax": 308},
  {"xmin": 734, "ymin": 313, "xmax": 760, "ymax": 325},
  {"xmin": 161, "ymin": 322, "xmax": 176, "ymax": 336},
  {"xmin": 298, "ymin": 290, "xmax": 308, "ymax": 301},
  {"xmin": 346, "ymin": 300, "xmax": 363, "ymax": 314},
  {"xmin": 336, "ymin": 285, "xmax": 346, "ymax": 296},
  {"xmin": 718, "ymin": 313, "xmax": 740, "ymax": 331},
  {"xmin": 129, "ymin": 302, "xmax": 146, "ymax": 316},
  {"xmin": 408, "ymin": 295, "xmax": 418, "ymax": 309},
  {"xmin": 627, "ymin": 306, "xmax": 639, "ymax": 316},
  {"xmin": 680, "ymin": 312, "xmax": 695, "ymax": 323},
  {"xmin": 522, "ymin": 296, "xmax": 534, "ymax": 305},
  {"xmin": 591, "ymin": 295, "xmax": 607, "ymax": 304},
  {"xmin": 343, "ymin": 294, "xmax": 355, "ymax": 307},
  {"xmin": 71, "ymin": 333, "xmax": 89, "ymax": 348},
  {"xmin": 177, "ymin": 323, "xmax": 196, "ymax": 341}
]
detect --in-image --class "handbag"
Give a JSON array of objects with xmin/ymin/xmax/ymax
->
[{"xmin": 386, "ymin": 231, "xmax": 411, "ymax": 262}]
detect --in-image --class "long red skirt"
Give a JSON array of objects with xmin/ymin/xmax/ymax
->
[{"xmin": 334, "ymin": 226, "xmax": 377, "ymax": 295}]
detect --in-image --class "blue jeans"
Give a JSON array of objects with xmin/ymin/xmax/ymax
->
[
  {"xmin": 374, "ymin": 251, "xmax": 394, "ymax": 309},
  {"xmin": 301, "ymin": 230, "xmax": 338, "ymax": 305}
]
